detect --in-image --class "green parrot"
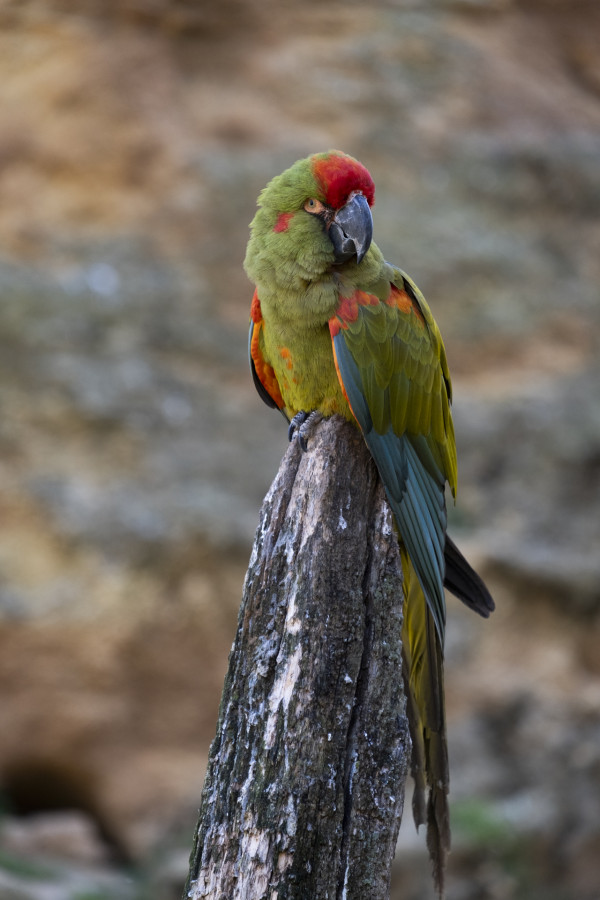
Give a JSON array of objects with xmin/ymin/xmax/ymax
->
[{"xmin": 244, "ymin": 150, "xmax": 494, "ymax": 895}]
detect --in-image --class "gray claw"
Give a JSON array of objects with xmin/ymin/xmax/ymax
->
[
  {"xmin": 289, "ymin": 410, "xmax": 322, "ymax": 452},
  {"xmin": 288, "ymin": 411, "xmax": 310, "ymax": 444}
]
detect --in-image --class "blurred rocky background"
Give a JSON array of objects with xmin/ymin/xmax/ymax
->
[{"xmin": 0, "ymin": 0, "xmax": 599, "ymax": 897}]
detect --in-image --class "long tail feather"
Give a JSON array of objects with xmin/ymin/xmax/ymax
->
[
  {"xmin": 444, "ymin": 534, "xmax": 495, "ymax": 617},
  {"xmin": 401, "ymin": 549, "xmax": 450, "ymax": 898}
]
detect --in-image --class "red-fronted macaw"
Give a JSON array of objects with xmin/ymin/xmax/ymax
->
[{"xmin": 244, "ymin": 150, "xmax": 494, "ymax": 895}]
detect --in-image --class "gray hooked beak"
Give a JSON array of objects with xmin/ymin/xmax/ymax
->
[{"xmin": 329, "ymin": 192, "xmax": 373, "ymax": 265}]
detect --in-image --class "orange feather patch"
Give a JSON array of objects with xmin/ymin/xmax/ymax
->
[
  {"xmin": 279, "ymin": 347, "xmax": 294, "ymax": 371},
  {"xmin": 329, "ymin": 318, "xmax": 342, "ymax": 338},
  {"xmin": 388, "ymin": 284, "xmax": 426, "ymax": 326},
  {"xmin": 250, "ymin": 288, "xmax": 262, "ymax": 323},
  {"xmin": 330, "ymin": 333, "xmax": 356, "ymax": 420},
  {"xmin": 250, "ymin": 291, "xmax": 284, "ymax": 409}
]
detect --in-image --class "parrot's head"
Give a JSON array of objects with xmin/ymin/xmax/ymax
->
[{"xmin": 244, "ymin": 151, "xmax": 376, "ymax": 295}]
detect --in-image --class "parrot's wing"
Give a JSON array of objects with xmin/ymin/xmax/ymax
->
[
  {"xmin": 249, "ymin": 290, "xmax": 286, "ymax": 414},
  {"xmin": 329, "ymin": 276, "xmax": 456, "ymax": 892},
  {"xmin": 328, "ymin": 275, "xmax": 456, "ymax": 643}
]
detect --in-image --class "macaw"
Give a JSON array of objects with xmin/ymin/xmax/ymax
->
[{"xmin": 244, "ymin": 150, "xmax": 494, "ymax": 895}]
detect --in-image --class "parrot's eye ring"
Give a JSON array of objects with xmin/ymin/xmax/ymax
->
[{"xmin": 304, "ymin": 198, "xmax": 325, "ymax": 215}]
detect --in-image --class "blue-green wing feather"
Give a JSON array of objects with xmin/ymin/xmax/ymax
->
[{"xmin": 332, "ymin": 327, "xmax": 447, "ymax": 640}]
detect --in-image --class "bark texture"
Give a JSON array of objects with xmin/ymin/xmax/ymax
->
[{"xmin": 185, "ymin": 416, "xmax": 409, "ymax": 900}]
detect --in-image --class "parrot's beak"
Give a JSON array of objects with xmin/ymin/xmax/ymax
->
[{"xmin": 329, "ymin": 192, "xmax": 373, "ymax": 265}]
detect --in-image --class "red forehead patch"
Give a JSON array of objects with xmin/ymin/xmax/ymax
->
[{"xmin": 311, "ymin": 153, "xmax": 375, "ymax": 210}]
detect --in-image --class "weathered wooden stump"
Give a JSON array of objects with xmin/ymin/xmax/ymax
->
[{"xmin": 185, "ymin": 416, "xmax": 409, "ymax": 900}]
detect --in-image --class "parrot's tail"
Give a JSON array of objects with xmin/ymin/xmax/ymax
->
[
  {"xmin": 401, "ymin": 538, "xmax": 493, "ymax": 897},
  {"xmin": 401, "ymin": 550, "xmax": 450, "ymax": 898},
  {"xmin": 444, "ymin": 533, "xmax": 494, "ymax": 617}
]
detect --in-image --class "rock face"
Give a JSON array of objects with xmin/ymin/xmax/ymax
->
[{"xmin": 0, "ymin": 1, "xmax": 599, "ymax": 898}]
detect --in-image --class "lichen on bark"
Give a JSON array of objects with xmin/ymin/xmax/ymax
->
[{"xmin": 185, "ymin": 416, "xmax": 409, "ymax": 900}]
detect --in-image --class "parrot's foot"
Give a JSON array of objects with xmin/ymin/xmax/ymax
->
[{"xmin": 288, "ymin": 410, "xmax": 322, "ymax": 452}]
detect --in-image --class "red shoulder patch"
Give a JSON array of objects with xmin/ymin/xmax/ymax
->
[
  {"xmin": 333, "ymin": 289, "xmax": 379, "ymax": 328},
  {"xmin": 311, "ymin": 153, "xmax": 375, "ymax": 210}
]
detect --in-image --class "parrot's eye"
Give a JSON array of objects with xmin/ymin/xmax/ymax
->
[{"xmin": 304, "ymin": 198, "xmax": 325, "ymax": 215}]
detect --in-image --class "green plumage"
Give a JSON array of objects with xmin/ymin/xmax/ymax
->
[{"xmin": 245, "ymin": 151, "xmax": 494, "ymax": 898}]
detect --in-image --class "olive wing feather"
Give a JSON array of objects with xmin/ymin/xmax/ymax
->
[{"xmin": 329, "ymin": 276, "xmax": 456, "ymax": 641}]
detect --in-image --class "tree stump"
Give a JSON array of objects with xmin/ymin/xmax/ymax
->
[{"xmin": 185, "ymin": 416, "xmax": 409, "ymax": 900}]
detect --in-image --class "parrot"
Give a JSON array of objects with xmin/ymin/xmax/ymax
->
[{"xmin": 244, "ymin": 150, "xmax": 494, "ymax": 896}]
